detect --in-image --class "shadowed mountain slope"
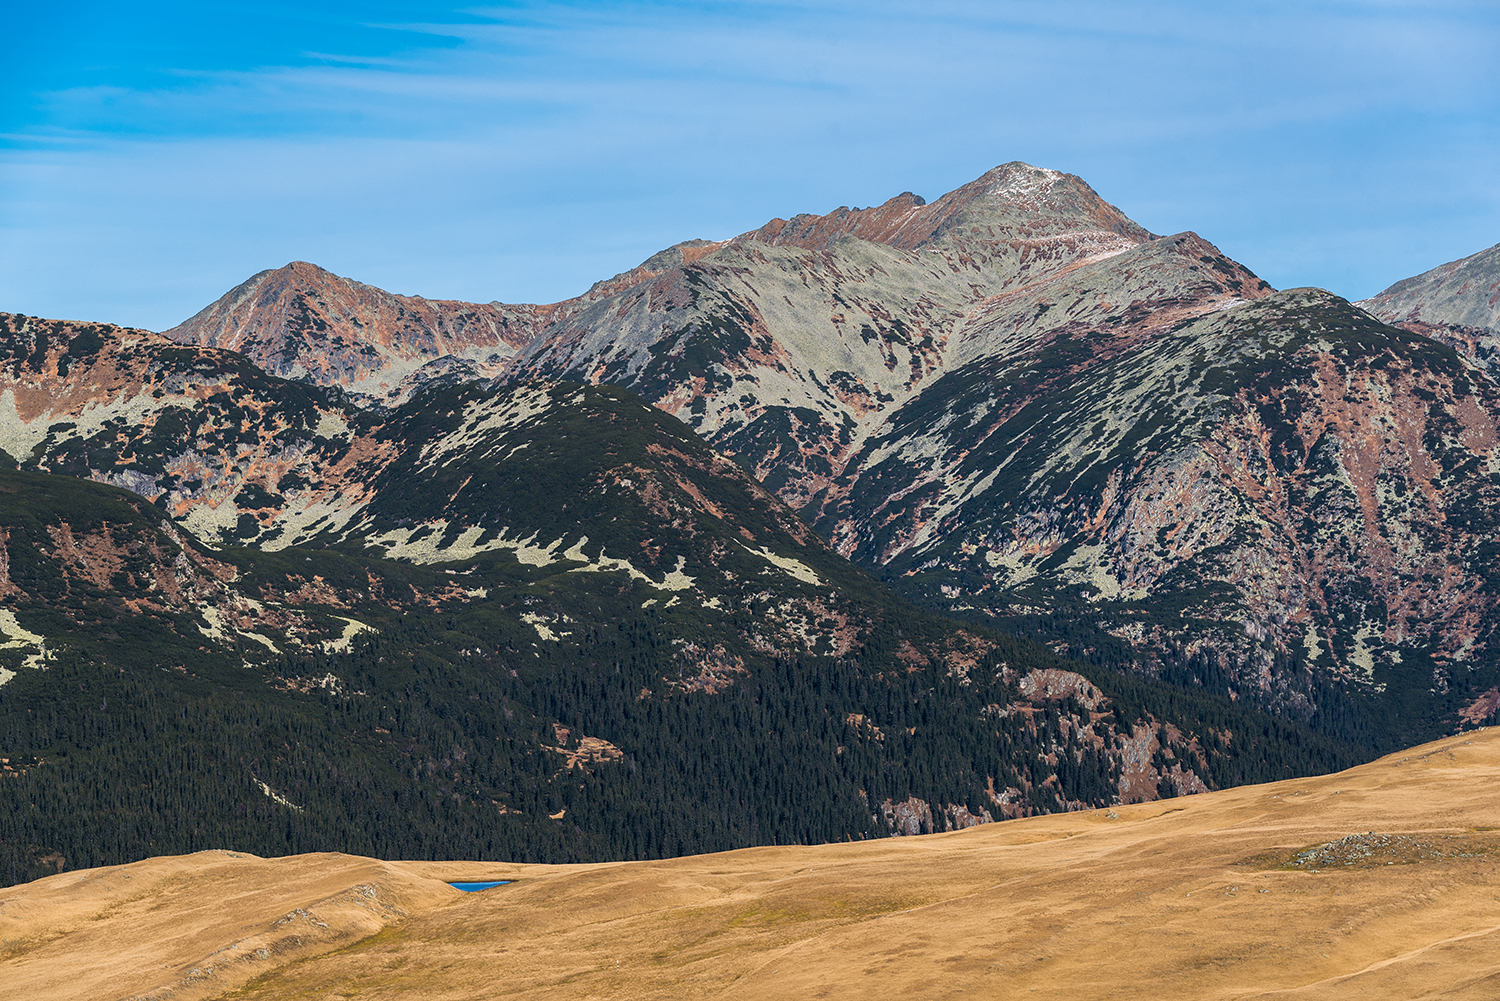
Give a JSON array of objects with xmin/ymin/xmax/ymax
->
[{"xmin": 0, "ymin": 313, "xmax": 1364, "ymax": 888}]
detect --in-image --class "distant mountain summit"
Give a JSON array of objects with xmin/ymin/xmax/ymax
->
[
  {"xmin": 163, "ymin": 261, "xmax": 551, "ymax": 402},
  {"xmin": 1358, "ymin": 241, "xmax": 1500, "ymax": 381},
  {"xmin": 165, "ymin": 163, "xmax": 1172, "ymax": 411},
  {"xmin": 1359, "ymin": 241, "xmax": 1500, "ymax": 333},
  {"xmin": 741, "ymin": 162, "xmax": 1152, "ymax": 253}
]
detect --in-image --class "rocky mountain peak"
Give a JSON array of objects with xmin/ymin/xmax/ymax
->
[
  {"xmin": 953, "ymin": 161, "xmax": 1153, "ymax": 240},
  {"xmin": 1358, "ymin": 241, "xmax": 1500, "ymax": 334},
  {"xmin": 164, "ymin": 259, "xmax": 554, "ymax": 404},
  {"xmin": 581, "ymin": 239, "xmax": 731, "ymax": 300},
  {"xmin": 738, "ymin": 162, "xmax": 1151, "ymax": 257},
  {"xmin": 1358, "ymin": 241, "xmax": 1500, "ymax": 383},
  {"xmin": 162, "ymin": 163, "xmax": 1170, "ymax": 410},
  {"xmin": 742, "ymin": 189, "xmax": 935, "ymax": 251}
]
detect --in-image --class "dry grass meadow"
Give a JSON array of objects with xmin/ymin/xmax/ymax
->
[{"xmin": 6, "ymin": 730, "xmax": 1500, "ymax": 999}]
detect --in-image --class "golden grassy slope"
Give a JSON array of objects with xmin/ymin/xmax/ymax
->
[{"xmin": 5, "ymin": 730, "xmax": 1500, "ymax": 1000}]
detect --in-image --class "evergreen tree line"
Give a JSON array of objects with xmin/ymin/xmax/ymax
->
[
  {"xmin": 987, "ymin": 604, "xmax": 1491, "ymax": 753},
  {"xmin": 0, "ymin": 609, "xmax": 1368, "ymax": 888}
]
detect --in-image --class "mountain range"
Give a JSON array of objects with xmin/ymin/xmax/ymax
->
[
  {"xmin": 1, "ymin": 161, "xmax": 1497, "ymax": 885},
  {"xmin": 0, "ymin": 310, "xmax": 1350, "ymax": 886},
  {"xmin": 156, "ymin": 163, "xmax": 1500, "ymax": 737}
]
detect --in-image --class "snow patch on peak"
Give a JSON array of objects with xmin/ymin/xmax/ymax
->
[
  {"xmin": 1213, "ymin": 297, "xmax": 1252, "ymax": 313},
  {"xmin": 985, "ymin": 163, "xmax": 1063, "ymax": 200}
]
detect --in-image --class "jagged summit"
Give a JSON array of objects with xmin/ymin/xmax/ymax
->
[
  {"xmin": 581, "ymin": 238, "xmax": 731, "ymax": 300},
  {"xmin": 744, "ymin": 189, "xmax": 936, "ymax": 251},
  {"xmin": 163, "ymin": 162, "xmax": 1163, "ymax": 407},
  {"xmin": 159, "ymin": 165, "xmax": 1265, "ymax": 525},
  {"xmin": 564, "ymin": 164, "xmax": 1151, "ymax": 303},
  {"xmin": 934, "ymin": 161, "xmax": 1153, "ymax": 240},
  {"xmin": 742, "ymin": 162, "xmax": 1152, "ymax": 254}
]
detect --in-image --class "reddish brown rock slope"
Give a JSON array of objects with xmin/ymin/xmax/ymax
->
[{"xmin": 164, "ymin": 261, "xmax": 555, "ymax": 403}]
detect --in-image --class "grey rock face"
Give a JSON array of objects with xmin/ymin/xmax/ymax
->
[
  {"xmin": 1358, "ymin": 242, "xmax": 1500, "ymax": 383},
  {"xmin": 1359, "ymin": 242, "xmax": 1500, "ymax": 334}
]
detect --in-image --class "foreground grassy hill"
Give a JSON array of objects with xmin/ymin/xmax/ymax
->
[{"xmin": 5, "ymin": 728, "xmax": 1499, "ymax": 1000}]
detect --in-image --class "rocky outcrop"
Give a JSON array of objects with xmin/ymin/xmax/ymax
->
[
  {"xmin": 0, "ymin": 312, "xmax": 385, "ymax": 550},
  {"xmin": 879, "ymin": 795, "xmax": 935, "ymax": 836}
]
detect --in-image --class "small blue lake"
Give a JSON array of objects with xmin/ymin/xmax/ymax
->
[{"xmin": 449, "ymin": 880, "xmax": 512, "ymax": 892}]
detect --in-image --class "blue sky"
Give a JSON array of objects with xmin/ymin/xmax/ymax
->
[{"xmin": 3, "ymin": 1, "xmax": 1497, "ymax": 330}]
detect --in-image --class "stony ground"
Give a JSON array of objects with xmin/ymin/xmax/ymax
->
[{"xmin": 1285, "ymin": 831, "xmax": 1495, "ymax": 871}]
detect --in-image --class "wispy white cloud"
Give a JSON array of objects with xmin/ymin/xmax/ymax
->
[{"xmin": 2, "ymin": 0, "xmax": 1496, "ymax": 327}]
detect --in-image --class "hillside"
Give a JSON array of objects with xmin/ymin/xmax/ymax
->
[
  {"xmin": 834, "ymin": 288, "xmax": 1500, "ymax": 747},
  {"xmin": 0, "ymin": 356, "xmax": 1361, "ymax": 888},
  {"xmin": 4, "ymin": 729, "xmax": 1498, "ymax": 1000},
  {"xmin": 163, "ymin": 262, "xmax": 548, "ymax": 403}
]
